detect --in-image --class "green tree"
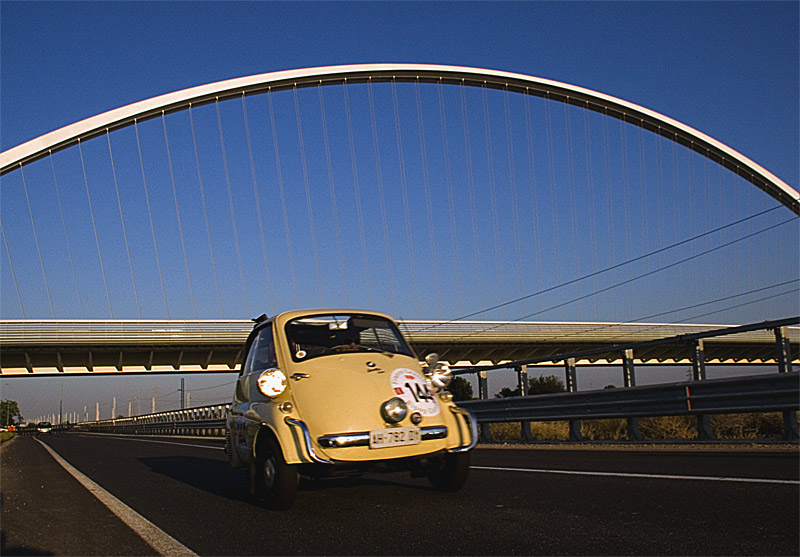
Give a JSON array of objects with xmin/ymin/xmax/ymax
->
[
  {"xmin": 495, "ymin": 375, "xmax": 566, "ymax": 398},
  {"xmin": 496, "ymin": 386, "xmax": 521, "ymax": 398},
  {"xmin": 528, "ymin": 375, "xmax": 565, "ymax": 395},
  {"xmin": 1, "ymin": 400, "xmax": 23, "ymax": 427},
  {"xmin": 449, "ymin": 376, "xmax": 474, "ymax": 401}
]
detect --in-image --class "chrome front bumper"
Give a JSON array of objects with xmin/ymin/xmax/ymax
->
[
  {"xmin": 285, "ymin": 406, "xmax": 477, "ymax": 465},
  {"xmin": 317, "ymin": 425, "xmax": 448, "ymax": 448}
]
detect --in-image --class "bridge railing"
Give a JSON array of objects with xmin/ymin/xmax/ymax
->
[
  {"xmin": 81, "ymin": 404, "xmax": 230, "ymax": 437},
  {"xmin": 459, "ymin": 372, "xmax": 799, "ymax": 441},
  {"xmin": 69, "ymin": 316, "xmax": 798, "ymax": 442},
  {"xmin": 68, "ymin": 372, "xmax": 799, "ymax": 441}
]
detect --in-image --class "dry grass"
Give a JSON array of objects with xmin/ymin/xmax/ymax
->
[{"xmin": 485, "ymin": 412, "xmax": 795, "ymax": 442}]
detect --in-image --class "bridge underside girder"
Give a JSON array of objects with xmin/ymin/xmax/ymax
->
[{"xmin": 1, "ymin": 319, "xmax": 797, "ymax": 375}]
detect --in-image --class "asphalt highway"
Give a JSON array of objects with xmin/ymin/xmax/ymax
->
[{"xmin": 2, "ymin": 433, "xmax": 797, "ymax": 556}]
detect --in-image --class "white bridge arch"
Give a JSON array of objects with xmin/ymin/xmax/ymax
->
[{"xmin": 2, "ymin": 63, "xmax": 798, "ymax": 214}]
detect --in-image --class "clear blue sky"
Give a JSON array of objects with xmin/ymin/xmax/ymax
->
[
  {"xmin": 2, "ymin": 1, "xmax": 798, "ymax": 184},
  {"xmin": 1, "ymin": 1, "xmax": 798, "ymax": 421}
]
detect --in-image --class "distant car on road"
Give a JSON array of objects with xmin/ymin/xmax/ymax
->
[
  {"xmin": 36, "ymin": 422, "xmax": 53, "ymax": 434},
  {"xmin": 225, "ymin": 309, "xmax": 477, "ymax": 510}
]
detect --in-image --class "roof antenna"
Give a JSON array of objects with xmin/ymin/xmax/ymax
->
[{"xmin": 252, "ymin": 314, "xmax": 268, "ymax": 324}]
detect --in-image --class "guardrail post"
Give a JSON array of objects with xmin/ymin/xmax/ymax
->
[
  {"xmin": 517, "ymin": 365, "xmax": 534, "ymax": 442},
  {"xmin": 774, "ymin": 327, "xmax": 799, "ymax": 440},
  {"xmin": 691, "ymin": 340, "xmax": 714, "ymax": 440},
  {"xmin": 775, "ymin": 326, "xmax": 793, "ymax": 374},
  {"xmin": 477, "ymin": 371, "xmax": 493, "ymax": 443},
  {"xmin": 622, "ymin": 349, "xmax": 643, "ymax": 441},
  {"xmin": 564, "ymin": 358, "xmax": 584, "ymax": 441}
]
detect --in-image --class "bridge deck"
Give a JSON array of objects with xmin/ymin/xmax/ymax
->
[{"xmin": 1, "ymin": 320, "xmax": 797, "ymax": 375}]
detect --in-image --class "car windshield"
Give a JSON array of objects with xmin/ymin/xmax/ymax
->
[{"xmin": 285, "ymin": 313, "xmax": 414, "ymax": 362}]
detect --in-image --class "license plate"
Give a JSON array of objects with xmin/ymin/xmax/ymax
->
[{"xmin": 369, "ymin": 426, "xmax": 421, "ymax": 448}]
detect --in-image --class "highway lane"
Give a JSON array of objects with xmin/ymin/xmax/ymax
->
[{"xmin": 2, "ymin": 434, "xmax": 797, "ymax": 556}]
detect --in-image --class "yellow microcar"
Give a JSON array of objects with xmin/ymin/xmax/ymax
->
[{"xmin": 225, "ymin": 309, "xmax": 477, "ymax": 509}]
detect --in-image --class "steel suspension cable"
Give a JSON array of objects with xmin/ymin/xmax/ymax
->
[
  {"xmin": 481, "ymin": 85, "xmax": 506, "ymax": 319},
  {"xmin": 135, "ymin": 121, "xmax": 169, "ymax": 318},
  {"xmin": 106, "ymin": 131, "xmax": 142, "ymax": 318},
  {"xmin": 582, "ymin": 106, "xmax": 599, "ymax": 319},
  {"xmin": 414, "ymin": 81, "xmax": 442, "ymax": 317},
  {"xmin": 442, "ymin": 217, "xmax": 797, "ymax": 343},
  {"xmin": 512, "ymin": 218, "xmax": 796, "ymax": 324},
  {"xmin": 216, "ymin": 100, "xmax": 250, "ymax": 317},
  {"xmin": 241, "ymin": 94, "xmax": 276, "ymax": 315},
  {"xmin": 0, "ymin": 216, "xmax": 25, "ymax": 318},
  {"xmin": 367, "ymin": 79, "xmax": 398, "ymax": 316},
  {"xmin": 318, "ymin": 84, "xmax": 349, "ymax": 307},
  {"xmin": 544, "ymin": 98, "xmax": 563, "ymax": 290},
  {"xmin": 655, "ymin": 137, "xmax": 667, "ymax": 310},
  {"xmin": 601, "ymin": 113, "xmax": 617, "ymax": 312},
  {"xmin": 524, "ymin": 91, "xmax": 543, "ymax": 310},
  {"xmin": 49, "ymin": 156, "xmax": 85, "ymax": 317},
  {"xmin": 619, "ymin": 121, "xmax": 634, "ymax": 319},
  {"xmin": 188, "ymin": 106, "xmax": 224, "ymax": 317},
  {"xmin": 293, "ymin": 87, "xmax": 325, "ymax": 306},
  {"xmin": 687, "ymin": 153, "xmax": 698, "ymax": 308},
  {"xmin": 162, "ymin": 114, "xmax": 197, "ymax": 318},
  {"xmin": 415, "ymin": 204, "xmax": 785, "ymax": 329},
  {"xmin": 516, "ymin": 278, "xmax": 800, "ymax": 348},
  {"xmin": 503, "ymin": 88, "xmax": 524, "ymax": 307},
  {"xmin": 459, "ymin": 83, "xmax": 485, "ymax": 310},
  {"xmin": 562, "ymin": 104, "xmax": 581, "ymax": 317},
  {"xmin": 391, "ymin": 82, "xmax": 421, "ymax": 317},
  {"xmin": 437, "ymin": 80, "xmax": 465, "ymax": 316},
  {"xmin": 342, "ymin": 82, "xmax": 374, "ymax": 307},
  {"xmin": 266, "ymin": 91, "xmax": 300, "ymax": 307},
  {"xmin": 20, "ymin": 167, "xmax": 56, "ymax": 317},
  {"xmin": 78, "ymin": 140, "xmax": 113, "ymax": 318}
]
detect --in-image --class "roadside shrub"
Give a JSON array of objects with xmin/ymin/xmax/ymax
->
[
  {"xmin": 710, "ymin": 412, "xmax": 786, "ymax": 439},
  {"xmin": 580, "ymin": 419, "xmax": 627, "ymax": 440},
  {"xmin": 482, "ymin": 413, "xmax": 794, "ymax": 442}
]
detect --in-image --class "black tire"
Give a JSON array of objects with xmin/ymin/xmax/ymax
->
[
  {"xmin": 252, "ymin": 433, "xmax": 298, "ymax": 510},
  {"xmin": 428, "ymin": 451, "xmax": 470, "ymax": 492}
]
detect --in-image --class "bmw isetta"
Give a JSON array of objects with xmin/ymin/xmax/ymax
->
[{"xmin": 225, "ymin": 309, "xmax": 477, "ymax": 509}]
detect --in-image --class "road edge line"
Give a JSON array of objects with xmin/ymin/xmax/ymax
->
[
  {"xmin": 470, "ymin": 465, "xmax": 800, "ymax": 485},
  {"xmin": 34, "ymin": 437, "xmax": 197, "ymax": 556}
]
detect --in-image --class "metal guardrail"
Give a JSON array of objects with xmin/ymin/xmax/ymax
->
[
  {"xmin": 458, "ymin": 373, "xmax": 799, "ymax": 421},
  {"xmin": 459, "ymin": 372, "xmax": 799, "ymax": 442},
  {"xmin": 63, "ymin": 372, "xmax": 799, "ymax": 442},
  {"xmin": 80, "ymin": 405, "xmax": 230, "ymax": 437}
]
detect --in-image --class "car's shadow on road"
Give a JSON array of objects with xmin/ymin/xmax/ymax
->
[{"xmin": 138, "ymin": 455, "xmax": 434, "ymax": 505}]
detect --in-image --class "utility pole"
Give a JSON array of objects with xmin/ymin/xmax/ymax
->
[
  {"xmin": 112, "ymin": 397, "xmax": 116, "ymax": 419},
  {"xmin": 181, "ymin": 378, "xmax": 185, "ymax": 409}
]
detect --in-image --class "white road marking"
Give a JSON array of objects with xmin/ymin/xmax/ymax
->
[
  {"xmin": 77, "ymin": 433, "xmax": 223, "ymax": 451},
  {"xmin": 35, "ymin": 438, "xmax": 198, "ymax": 556},
  {"xmin": 471, "ymin": 465, "xmax": 800, "ymax": 485}
]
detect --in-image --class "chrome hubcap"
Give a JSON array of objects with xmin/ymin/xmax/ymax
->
[{"xmin": 263, "ymin": 457, "xmax": 277, "ymax": 488}]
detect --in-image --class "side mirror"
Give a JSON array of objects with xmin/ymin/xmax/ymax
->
[
  {"xmin": 425, "ymin": 353, "xmax": 440, "ymax": 368},
  {"xmin": 423, "ymin": 353, "xmax": 451, "ymax": 392}
]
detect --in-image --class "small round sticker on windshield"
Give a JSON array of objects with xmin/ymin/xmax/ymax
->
[
  {"xmin": 390, "ymin": 368, "xmax": 440, "ymax": 416},
  {"xmin": 296, "ymin": 350, "xmax": 307, "ymax": 359}
]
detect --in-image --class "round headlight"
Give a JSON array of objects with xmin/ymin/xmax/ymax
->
[
  {"xmin": 381, "ymin": 397, "xmax": 408, "ymax": 423},
  {"xmin": 256, "ymin": 368, "xmax": 287, "ymax": 398}
]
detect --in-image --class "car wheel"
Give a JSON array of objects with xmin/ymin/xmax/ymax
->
[
  {"xmin": 252, "ymin": 433, "xmax": 298, "ymax": 510},
  {"xmin": 428, "ymin": 451, "xmax": 470, "ymax": 492}
]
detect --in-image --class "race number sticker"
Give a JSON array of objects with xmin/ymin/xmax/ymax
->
[{"xmin": 389, "ymin": 368, "xmax": 440, "ymax": 417}]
